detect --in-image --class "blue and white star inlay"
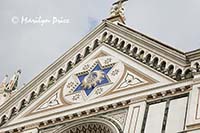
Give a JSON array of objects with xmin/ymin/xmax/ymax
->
[
  {"xmin": 75, "ymin": 62, "xmax": 113, "ymax": 96},
  {"xmin": 63, "ymin": 56, "xmax": 124, "ymax": 103}
]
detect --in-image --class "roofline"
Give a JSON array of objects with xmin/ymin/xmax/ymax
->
[
  {"xmin": 102, "ymin": 20, "xmax": 187, "ymax": 65},
  {"xmin": 117, "ymin": 23, "xmax": 186, "ymax": 55},
  {"xmin": 186, "ymin": 48, "xmax": 200, "ymax": 54},
  {"xmin": 186, "ymin": 48, "xmax": 200, "ymax": 61}
]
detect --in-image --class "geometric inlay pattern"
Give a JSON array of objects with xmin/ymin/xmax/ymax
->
[
  {"xmin": 37, "ymin": 93, "xmax": 59, "ymax": 111},
  {"xmin": 120, "ymin": 73, "xmax": 143, "ymax": 88},
  {"xmin": 63, "ymin": 56, "xmax": 124, "ymax": 103}
]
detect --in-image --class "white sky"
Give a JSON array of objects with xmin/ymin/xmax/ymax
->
[{"xmin": 0, "ymin": 0, "xmax": 200, "ymax": 87}]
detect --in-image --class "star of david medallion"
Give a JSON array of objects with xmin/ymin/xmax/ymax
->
[{"xmin": 63, "ymin": 56, "xmax": 124, "ymax": 103}]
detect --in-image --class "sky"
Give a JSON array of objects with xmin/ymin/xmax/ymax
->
[{"xmin": 0, "ymin": 0, "xmax": 200, "ymax": 88}]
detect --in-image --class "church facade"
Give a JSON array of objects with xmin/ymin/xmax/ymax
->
[{"xmin": 0, "ymin": 1, "xmax": 200, "ymax": 133}]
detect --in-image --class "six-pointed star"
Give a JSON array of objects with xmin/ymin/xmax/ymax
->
[{"xmin": 73, "ymin": 63, "xmax": 113, "ymax": 96}]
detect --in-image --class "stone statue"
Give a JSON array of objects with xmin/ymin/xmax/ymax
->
[
  {"xmin": 5, "ymin": 69, "xmax": 21, "ymax": 92},
  {"xmin": 110, "ymin": 0, "xmax": 128, "ymax": 21}
]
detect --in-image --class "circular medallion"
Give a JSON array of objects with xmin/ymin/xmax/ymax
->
[{"xmin": 62, "ymin": 56, "xmax": 124, "ymax": 103}]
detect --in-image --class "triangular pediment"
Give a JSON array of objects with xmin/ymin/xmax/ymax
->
[
  {"xmin": 1, "ymin": 20, "xmax": 189, "ymax": 132},
  {"xmin": 5, "ymin": 45, "xmax": 174, "ymax": 127}
]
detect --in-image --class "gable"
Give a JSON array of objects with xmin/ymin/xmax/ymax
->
[
  {"xmin": 4, "ymin": 44, "xmax": 174, "ymax": 127},
  {"xmin": 1, "ymin": 20, "xmax": 193, "ymax": 132}
]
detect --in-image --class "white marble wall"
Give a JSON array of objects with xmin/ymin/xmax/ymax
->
[{"xmin": 124, "ymin": 101, "xmax": 146, "ymax": 133}]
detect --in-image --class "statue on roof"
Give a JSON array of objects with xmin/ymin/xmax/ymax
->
[
  {"xmin": 108, "ymin": 0, "xmax": 128, "ymax": 24},
  {"xmin": 5, "ymin": 69, "xmax": 21, "ymax": 92},
  {"xmin": 0, "ymin": 75, "xmax": 8, "ymax": 90},
  {"xmin": 0, "ymin": 70, "xmax": 22, "ymax": 106}
]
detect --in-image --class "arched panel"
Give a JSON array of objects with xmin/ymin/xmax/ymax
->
[{"xmin": 55, "ymin": 118, "xmax": 122, "ymax": 133}]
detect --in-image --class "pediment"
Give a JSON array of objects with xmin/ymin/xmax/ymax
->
[
  {"xmin": 5, "ymin": 45, "xmax": 174, "ymax": 127},
  {"xmin": 1, "ymin": 20, "xmax": 189, "ymax": 132}
]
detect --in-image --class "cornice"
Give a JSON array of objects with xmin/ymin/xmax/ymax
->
[
  {"xmin": 107, "ymin": 21, "xmax": 188, "ymax": 65},
  {"xmin": 186, "ymin": 49, "xmax": 200, "ymax": 61}
]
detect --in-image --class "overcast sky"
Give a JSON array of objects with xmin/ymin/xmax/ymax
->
[{"xmin": 0, "ymin": 0, "xmax": 200, "ymax": 88}]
